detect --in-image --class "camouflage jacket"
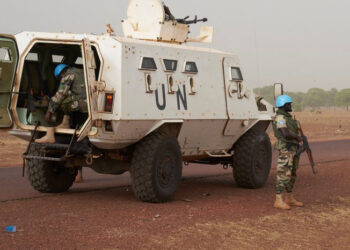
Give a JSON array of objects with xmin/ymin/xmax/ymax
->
[
  {"xmin": 272, "ymin": 109, "xmax": 300, "ymax": 150},
  {"xmin": 48, "ymin": 67, "xmax": 86, "ymax": 113}
]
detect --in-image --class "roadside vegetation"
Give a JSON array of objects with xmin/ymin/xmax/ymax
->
[{"xmin": 254, "ymin": 86, "xmax": 350, "ymax": 112}]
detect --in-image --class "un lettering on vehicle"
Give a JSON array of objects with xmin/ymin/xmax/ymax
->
[{"xmin": 155, "ymin": 84, "xmax": 188, "ymax": 111}]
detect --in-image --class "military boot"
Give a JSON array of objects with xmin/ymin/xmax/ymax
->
[
  {"xmin": 274, "ymin": 194, "xmax": 291, "ymax": 210},
  {"xmin": 57, "ymin": 115, "xmax": 71, "ymax": 129},
  {"xmin": 285, "ymin": 193, "xmax": 304, "ymax": 207},
  {"xmin": 35, "ymin": 127, "xmax": 55, "ymax": 144}
]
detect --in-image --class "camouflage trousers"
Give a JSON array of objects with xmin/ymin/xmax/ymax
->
[
  {"xmin": 60, "ymin": 94, "xmax": 87, "ymax": 115},
  {"xmin": 275, "ymin": 149, "xmax": 300, "ymax": 194}
]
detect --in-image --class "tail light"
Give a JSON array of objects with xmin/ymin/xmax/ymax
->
[{"xmin": 104, "ymin": 93, "xmax": 114, "ymax": 112}]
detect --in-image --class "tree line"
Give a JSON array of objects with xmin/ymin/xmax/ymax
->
[{"xmin": 254, "ymin": 86, "xmax": 350, "ymax": 111}]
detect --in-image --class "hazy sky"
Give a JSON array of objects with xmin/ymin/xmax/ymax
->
[{"xmin": 1, "ymin": 0, "xmax": 350, "ymax": 92}]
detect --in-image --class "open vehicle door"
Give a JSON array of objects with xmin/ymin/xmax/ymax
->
[
  {"xmin": 0, "ymin": 35, "xmax": 18, "ymax": 128},
  {"xmin": 78, "ymin": 38, "xmax": 98, "ymax": 141}
]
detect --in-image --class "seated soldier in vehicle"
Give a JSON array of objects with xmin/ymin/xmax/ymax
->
[
  {"xmin": 35, "ymin": 63, "xmax": 87, "ymax": 144},
  {"xmin": 35, "ymin": 63, "xmax": 86, "ymax": 183}
]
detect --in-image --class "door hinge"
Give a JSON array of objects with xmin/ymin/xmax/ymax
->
[
  {"xmin": 94, "ymin": 119, "xmax": 103, "ymax": 128},
  {"xmin": 94, "ymin": 81, "xmax": 106, "ymax": 93}
]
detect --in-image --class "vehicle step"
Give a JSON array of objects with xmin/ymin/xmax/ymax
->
[
  {"xmin": 22, "ymin": 155, "xmax": 71, "ymax": 162},
  {"xmin": 31, "ymin": 142, "xmax": 91, "ymax": 155}
]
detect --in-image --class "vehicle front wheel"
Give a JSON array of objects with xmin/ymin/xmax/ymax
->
[
  {"xmin": 232, "ymin": 130, "xmax": 272, "ymax": 188},
  {"xmin": 130, "ymin": 132, "xmax": 183, "ymax": 203}
]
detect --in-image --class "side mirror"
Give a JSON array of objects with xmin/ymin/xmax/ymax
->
[{"xmin": 274, "ymin": 83, "xmax": 284, "ymax": 100}]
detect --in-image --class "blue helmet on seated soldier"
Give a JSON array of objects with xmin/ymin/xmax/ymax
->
[{"xmin": 54, "ymin": 64, "xmax": 68, "ymax": 79}]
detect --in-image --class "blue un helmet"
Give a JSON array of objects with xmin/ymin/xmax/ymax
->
[
  {"xmin": 54, "ymin": 64, "xmax": 68, "ymax": 79},
  {"xmin": 276, "ymin": 95, "xmax": 293, "ymax": 108}
]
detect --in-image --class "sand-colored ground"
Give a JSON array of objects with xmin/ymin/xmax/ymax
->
[
  {"xmin": 0, "ymin": 111, "xmax": 349, "ymax": 167},
  {"xmin": 0, "ymin": 112, "xmax": 349, "ymax": 249},
  {"xmin": 0, "ymin": 130, "xmax": 27, "ymax": 167},
  {"xmin": 1, "ymin": 158, "xmax": 350, "ymax": 249},
  {"xmin": 283, "ymin": 110, "xmax": 350, "ymax": 142},
  {"xmin": 265, "ymin": 111, "xmax": 350, "ymax": 144}
]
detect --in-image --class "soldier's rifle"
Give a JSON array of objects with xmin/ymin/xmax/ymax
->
[
  {"xmin": 296, "ymin": 121, "xmax": 316, "ymax": 174},
  {"xmin": 176, "ymin": 15, "xmax": 208, "ymax": 25}
]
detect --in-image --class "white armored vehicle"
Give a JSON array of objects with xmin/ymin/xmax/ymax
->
[{"xmin": 0, "ymin": 0, "xmax": 274, "ymax": 202}]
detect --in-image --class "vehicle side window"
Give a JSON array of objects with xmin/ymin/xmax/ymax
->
[
  {"xmin": 231, "ymin": 67, "xmax": 243, "ymax": 81},
  {"xmin": 75, "ymin": 57, "xmax": 83, "ymax": 65},
  {"xmin": 25, "ymin": 52, "xmax": 39, "ymax": 62},
  {"xmin": 52, "ymin": 55, "xmax": 64, "ymax": 63},
  {"xmin": 184, "ymin": 61, "xmax": 198, "ymax": 73},
  {"xmin": 140, "ymin": 57, "xmax": 157, "ymax": 70},
  {"xmin": 163, "ymin": 59, "xmax": 177, "ymax": 72},
  {"xmin": 0, "ymin": 47, "xmax": 11, "ymax": 62}
]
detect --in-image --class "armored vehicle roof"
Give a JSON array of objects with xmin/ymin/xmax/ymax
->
[{"xmin": 15, "ymin": 31, "xmax": 234, "ymax": 57}]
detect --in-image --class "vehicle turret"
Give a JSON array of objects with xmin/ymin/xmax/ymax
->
[{"xmin": 122, "ymin": 0, "xmax": 213, "ymax": 44}]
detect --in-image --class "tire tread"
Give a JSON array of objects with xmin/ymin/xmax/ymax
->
[
  {"xmin": 27, "ymin": 144, "xmax": 77, "ymax": 193},
  {"xmin": 232, "ymin": 130, "xmax": 271, "ymax": 189}
]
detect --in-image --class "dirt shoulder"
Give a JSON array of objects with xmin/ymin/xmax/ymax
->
[
  {"xmin": 147, "ymin": 196, "xmax": 350, "ymax": 250},
  {"xmin": 0, "ymin": 129, "xmax": 27, "ymax": 167},
  {"xmin": 269, "ymin": 110, "xmax": 350, "ymax": 144}
]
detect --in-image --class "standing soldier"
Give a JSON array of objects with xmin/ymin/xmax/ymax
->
[
  {"xmin": 35, "ymin": 63, "xmax": 86, "ymax": 182},
  {"xmin": 272, "ymin": 95, "xmax": 304, "ymax": 210}
]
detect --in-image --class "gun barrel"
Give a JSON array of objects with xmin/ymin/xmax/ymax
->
[
  {"xmin": 182, "ymin": 17, "xmax": 208, "ymax": 24},
  {"xmin": 298, "ymin": 121, "xmax": 317, "ymax": 174}
]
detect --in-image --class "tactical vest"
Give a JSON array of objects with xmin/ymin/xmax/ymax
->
[{"xmin": 272, "ymin": 109, "xmax": 299, "ymax": 148}]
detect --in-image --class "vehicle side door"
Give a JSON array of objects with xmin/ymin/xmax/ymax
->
[
  {"xmin": 77, "ymin": 38, "xmax": 98, "ymax": 141},
  {"xmin": 0, "ymin": 35, "xmax": 19, "ymax": 128},
  {"xmin": 222, "ymin": 57, "xmax": 249, "ymax": 136}
]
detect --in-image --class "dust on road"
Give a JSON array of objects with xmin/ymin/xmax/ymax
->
[{"xmin": 1, "ymin": 159, "xmax": 350, "ymax": 249}]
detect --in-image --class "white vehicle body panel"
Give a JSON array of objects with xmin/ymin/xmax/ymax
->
[{"xmin": 9, "ymin": 31, "xmax": 274, "ymax": 157}]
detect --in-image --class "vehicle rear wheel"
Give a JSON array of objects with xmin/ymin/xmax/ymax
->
[
  {"xmin": 130, "ymin": 132, "xmax": 183, "ymax": 203},
  {"xmin": 232, "ymin": 130, "xmax": 272, "ymax": 188},
  {"xmin": 26, "ymin": 144, "xmax": 77, "ymax": 193}
]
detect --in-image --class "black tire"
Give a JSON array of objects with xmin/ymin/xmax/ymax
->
[
  {"xmin": 27, "ymin": 144, "xmax": 77, "ymax": 193},
  {"xmin": 130, "ymin": 133, "xmax": 183, "ymax": 203},
  {"xmin": 232, "ymin": 130, "xmax": 272, "ymax": 188}
]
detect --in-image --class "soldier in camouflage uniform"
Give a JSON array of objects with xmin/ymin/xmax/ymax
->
[
  {"xmin": 47, "ymin": 67, "xmax": 87, "ymax": 120},
  {"xmin": 272, "ymin": 95, "xmax": 304, "ymax": 210},
  {"xmin": 35, "ymin": 64, "xmax": 87, "ymax": 182},
  {"xmin": 36, "ymin": 63, "xmax": 87, "ymax": 143}
]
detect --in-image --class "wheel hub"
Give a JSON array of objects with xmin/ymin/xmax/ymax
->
[
  {"xmin": 255, "ymin": 144, "xmax": 267, "ymax": 174},
  {"xmin": 158, "ymin": 154, "xmax": 174, "ymax": 187}
]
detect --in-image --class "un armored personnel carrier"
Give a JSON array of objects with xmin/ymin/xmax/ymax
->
[{"xmin": 0, "ymin": 0, "xmax": 274, "ymax": 203}]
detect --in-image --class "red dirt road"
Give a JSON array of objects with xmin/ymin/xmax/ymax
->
[{"xmin": 0, "ymin": 140, "xmax": 350, "ymax": 249}]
